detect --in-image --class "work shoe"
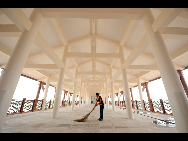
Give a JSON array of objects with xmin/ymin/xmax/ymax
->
[{"xmin": 99, "ymin": 119, "xmax": 103, "ymax": 121}]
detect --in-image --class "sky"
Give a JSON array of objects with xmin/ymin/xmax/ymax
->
[{"xmin": 0, "ymin": 68, "xmax": 188, "ymax": 102}]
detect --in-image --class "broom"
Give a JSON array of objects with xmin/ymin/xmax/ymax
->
[{"xmin": 74, "ymin": 104, "xmax": 96, "ymax": 122}]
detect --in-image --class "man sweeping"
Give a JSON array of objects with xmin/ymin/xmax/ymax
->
[{"xmin": 95, "ymin": 93, "xmax": 104, "ymax": 121}]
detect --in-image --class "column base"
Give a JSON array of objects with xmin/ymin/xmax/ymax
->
[
  {"xmin": 51, "ymin": 97, "xmax": 61, "ymax": 119},
  {"xmin": 0, "ymin": 90, "xmax": 14, "ymax": 132}
]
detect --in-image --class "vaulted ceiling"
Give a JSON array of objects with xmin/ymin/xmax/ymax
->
[{"xmin": 0, "ymin": 8, "xmax": 188, "ymax": 96}]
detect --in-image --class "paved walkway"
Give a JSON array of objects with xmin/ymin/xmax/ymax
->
[{"xmin": 2, "ymin": 104, "xmax": 178, "ymax": 133}]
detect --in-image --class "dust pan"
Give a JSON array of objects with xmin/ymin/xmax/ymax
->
[{"xmin": 74, "ymin": 105, "xmax": 96, "ymax": 122}]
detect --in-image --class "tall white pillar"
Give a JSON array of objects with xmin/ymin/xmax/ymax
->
[
  {"xmin": 122, "ymin": 69, "xmax": 134, "ymax": 119},
  {"xmin": 51, "ymin": 43, "xmax": 68, "ymax": 118},
  {"xmin": 106, "ymin": 87, "xmax": 109, "ymax": 108},
  {"xmin": 118, "ymin": 88, "xmax": 121, "ymax": 107},
  {"xmin": 42, "ymin": 77, "xmax": 50, "ymax": 110},
  {"xmin": 143, "ymin": 8, "xmax": 188, "ymax": 132},
  {"xmin": 137, "ymin": 77, "xmax": 145, "ymax": 110},
  {"xmin": 72, "ymin": 82, "xmax": 77, "ymax": 111},
  {"xmin": 51, "ymin": 68, "xmax": 65, "ymax": 118},
  {"xmin": 111, "ymin": 82, "xmax": 115, "ymax": 111},
  {"xmin": 120, "ymin": 45, "xmax": 134, "ymax": 119},
  {"xmin": 0, "ymin": 9, "xmax": 43, "ymax": 131},
  {"xmin": 67, "ymin": 88, "xmax": 70, "ymax": 106},
  {"xmin": 78, "ymin": 88, "xmax": 81, "ymax": 108}
]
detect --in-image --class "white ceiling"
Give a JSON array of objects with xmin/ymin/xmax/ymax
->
[{"xmin": 0, "ymin": 8, "xmax": 188, "ymax": 95}]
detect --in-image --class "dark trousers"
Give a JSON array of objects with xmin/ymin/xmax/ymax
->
[{"xmin": 100, "ymin": 104, "xmax": 104, "ymax": 119}]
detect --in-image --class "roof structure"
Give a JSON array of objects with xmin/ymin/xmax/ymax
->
[{"xmin": 0, "ymin": 8, "xmax": 188, "ymax": 96}]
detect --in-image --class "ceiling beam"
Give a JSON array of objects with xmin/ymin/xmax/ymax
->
[
  {"xmin": 0, "ymin": 24, "xmax": 21, "ymax": 37},
  {"xmin": 77, "ymin": 71, "xmax": 110, "ymax": 75},
  {"xmin": 123, "ymin": 44, "xmax": 155, "ymax": 61},
  {"xmin": 27, "ymin": 43, "xmax": 64, "ymax": 60},
  {"xmin": 0, "ymin": 43, "xmax": 50, "ymax": 78},
  {"xmin": 35, "ymin": 32, "xmax": 64, "ymax": 68},
  {"xmin": 161, "ymin": 27, "xmax": 188, "ymax": 40},
  {"xmin": 50, "ymin": 18, "xmax": 68, "ymax": 46},
  {"xmin": 127, "ymin": 65, "xmax": 159, "ymax": 71},
  {"xmin": 171, "ymin": 43, "xmax": 188, "ymax": 60},
  {"xmin": 128, "ymin": 43, "xmax": 188, "ymax": 85},
  {"xmin": 120, "ymin": 20, "xmax": 138, "ymax": 46},
  {"xmin": 65, "ymin": 68, "xmax": 76, "ymax": 82},
  {"xmin": 39, "ymin": 8, "xmax": 145, "ymax": 20},
  {"xmin": 0, "ymin": 8, "xmax": 33, "ymax": 31},
  {"xmin": 96, "ymin": 34, "xmax": 119, "ymax": 46},
  {"xmin": 24, "ymin": 64, "xmax": 59, "ymax": 70},
  {"xmin": 67, "ymin": 52, "xmax": 120, "ymax": 58},
  {"xmin": 83, "ymin": 80, "xmax": 105, "ymax": 83},
  {"xmin": 122, "ymin": 34, "xmax": 150, "ymax": 69},
  {"xmin": 152, "ymin": 8, "xmax": 184, "ymax": 33}
]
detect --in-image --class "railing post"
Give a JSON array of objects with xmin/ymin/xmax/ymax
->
[
  {"xmin": 143, "ymin": 100, "xmax": 146, "ymax": 110},
  {"xmin": 20, "ymin": 98, "xmax": 26, "ymax": 113},
  {"xmin": 49, "ymin": 100, "xmax": 51, "ymax": 109},
  {"xmin": 41, "ymin": 99, "xmax": 44, "ymax": 110},
  {"xmin": 135, "ymin": 100, "xmax": 138, "ymax": 109},
  {"xmin": 149, "ymin": 99, "xmax": 154, "ymax": 112},
  {"xmin": 32, "ymin": 99, "xmax": 36, "ymax": 112},
  {"xmin": 160, "ymin": 99, "xmax": 166, "ymax": 114}
]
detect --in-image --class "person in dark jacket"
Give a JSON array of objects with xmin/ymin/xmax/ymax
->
[{"xmin": 95, "ymin": 93, "xmax": 104, "ymax": 121}]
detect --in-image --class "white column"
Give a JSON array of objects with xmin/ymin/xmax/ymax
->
[
  {"xmin": 51, "ymin": 68, "xmax": 65, "ymax": 119},
  {"xmin": 143, "ymin": 8, "xmax": 188, "ymax": 132},
  {"xmin": 0, "ymin": 9, "xmax": 43, "ymax": 131},
  {"xmin": 67, "ymin": 88, "xmax": 70, "ymax": 106},
  {"xmin": 51, "ymin": 43, "xmax": 68, "ymax": 118},
  {"xmin": 118, "ymin": 88, "xmax": 120, "ymax": 107},
  {"xmin": 42, "ymin": 77, "xmax": 50, "ymax": 110},
  {"xmin": 120, "ymin": 45, "xmax": 134, "ymax": 119},
  {"xmin": 111, "ymin": 82, "xmax": 115, "ymax": 111},
  {"xmin": 79, "ymin": 88, "xmax": 81, "ymax": 108},
  {"xmin": 102, "ymin": 84, "xmax": 105, "ymax": 106},
  {"xmin": 106, "ymin": 87, "xmax": 109, "ymax": 108},
  {"xmin": 72, "ymin": 82, "xmax": 77, "ymax": 111},
  {"xmin": 137, "ymin": 77, "xmax": 145, "ymax": 111},
  {"xmin": 122, "ymin": 69, "xmax": 134, "ymax": 119}
]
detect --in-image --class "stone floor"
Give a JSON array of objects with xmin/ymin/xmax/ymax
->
[{"xmin": 1, "ymin": 104, "xmax": 178, "ymax": 133}]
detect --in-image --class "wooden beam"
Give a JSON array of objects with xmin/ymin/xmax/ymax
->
[
  {"xmin": 123, "ymin": 44, "xmax": 155, "ymax": 61},
  {"xmin": 77, "ymin": 71, "xmax": 110, "ymax": 75},
  {"xmin": 96, "ymin": 34, "xmax": 119, "ymax": 46},
  {"xmin": 65, "ymin": 68, "xmax": 76, "ymax": 82},
  {"xmin": 162, "ymin": 27, "xmax": 188, "ymax": 35},
  {"xmin": 24, "ymin": 64, "xmax": 59, "ymax": 70},
  {"xmin": 0, "ymin": 24, "xmax": 21, "ymax": 37},
  {"xmin": 83, "ymin": 80, "xmax": 105, "ymax": 83},
  {"xmin": 0, "ymin": 8, "xmax": 33, "ymax": 31},
  {"xmin": 122, "ymin": 34, "xmax": 150, "ymax": 69},
  {"xmin": 127, "ymin": 65, "xmax": 159, "ymax": 71},
  {"xmin": 0, "ymin": 43, "xmax": 51, "ymax": 78},
  {"xmin": 27, "ymin": 43, "xmax": 64, "ymax": 60},
  {"xmin": 68, "ymin": 34, "xmax": 92, "ymax": 45},
  {"xmin": 162, "ymin": 27, "xmax": 188, "ymax": 40},
  {"xmin": 90, "ymin": 19, "xmax": 97, "ymax": 35},
  {"xmin": 39, "ymin": 8, "xmax": 145, "ymax": 20},
  {"xmin": 50, "ymin": 18, "xmax": 68, "ymax": 46},
  {"xmin": 171, "ymin": 43, "xmax": 188, "ymax": 60},
  {"xmin": 152, "ymin": 8, "xmax": 184, "ymax": 33},
  {"xmin": 35, "ymin": 32, "xmax": 64, "ymax": 68},
  {"xmin": 120, "ymin": 20, "xmax": 138, "ymax": 46},
  {"xmin": 67, "ymin": 52, "xmax": 120, "ymax": 58}
]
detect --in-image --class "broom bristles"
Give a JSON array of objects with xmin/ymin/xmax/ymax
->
[{"xmin": 74, "ymin": 105, "xmax": 96, "ymax": 122}]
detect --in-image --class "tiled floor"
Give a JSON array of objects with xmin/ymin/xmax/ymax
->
[{"xmin": 1, "ymin": 104, "xmax": 178, "ymax": 133}]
